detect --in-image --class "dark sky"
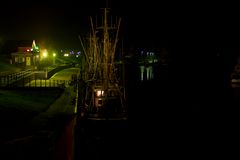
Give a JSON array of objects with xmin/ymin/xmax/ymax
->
[
  {"xmin": 0, "ymin": 0, "xmax": 174, "ymax": 50},
  {"xmin": 2, "ymin": 1, "xmax": 236, "ymax": 50}
]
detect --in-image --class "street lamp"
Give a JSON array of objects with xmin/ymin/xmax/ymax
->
[
  {"xmin": 41, "ymin": 49, "xmax": 48, "ymax": 79},
  {"xmin": 53, "ymin": 53, "xmax": 56, "ymax": 65},
  {"xmin": 43, "ymin": 51, "xmax": 48, "ymax": 58}
]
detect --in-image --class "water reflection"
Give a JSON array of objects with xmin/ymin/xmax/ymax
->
[{"xmin": 140, "ymin": 65, "xmax": 154, "ymax": 81}]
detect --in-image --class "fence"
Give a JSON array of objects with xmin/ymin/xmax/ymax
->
[
  {"xmin": 0, "ymin": 73, "xmax": 72, "ymax": 88},
  {"xmin": 0, "ymin": 64, "xmax": 76, "ymax": 88},
  {"xmin": 0, "ymin": 69, "xmax": 32, "ymax": 87},
  {"xmin": 22, "ymin": 78, "xmax": 70, "ymax": 88}
]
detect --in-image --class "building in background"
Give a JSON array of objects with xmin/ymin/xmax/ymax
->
[{"xmin": 10, "ymin": 40, "xmax": 40, "ymax": 68}]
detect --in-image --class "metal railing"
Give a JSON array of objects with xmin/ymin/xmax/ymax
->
[
  {"xmin": 1, "ymin": 72, "xmax": 73, "ymax": 88},
  {"xmin": 23, "ymin": 78, "xmax": 70, "ymax": 88},
  {"xmin": 0, "ymin": 69, "xmax": 32, "ymax": 87}
]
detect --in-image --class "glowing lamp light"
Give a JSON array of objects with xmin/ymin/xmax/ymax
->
[
  {"xmin": 96, "ymin": 90, "xmax": 104, "ymax": 97},
  {"xmin": 27, "ymin": 49, "xmax": 30, "ymax": 52},
  {"xmin": 43, "ymin": 52, "xmax": 47, "ymax": 58}
]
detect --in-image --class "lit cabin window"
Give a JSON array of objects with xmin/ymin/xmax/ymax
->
[{"xmin": 96, "ymin": 90, "xmax": 104, "ymax": 97}]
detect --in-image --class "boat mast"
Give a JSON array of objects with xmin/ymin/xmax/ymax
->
[
  {"xmin": 82, "ymin": 6, "xmax": 125, "ymax": 108},
  {"xmin": 103, "ymin": 8, "xmax": 109, "ymax": 92}
]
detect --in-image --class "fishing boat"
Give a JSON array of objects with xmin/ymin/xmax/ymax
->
[{"xmin": 78, "ymin": 8, "xmax": 127, "ymax": 120}]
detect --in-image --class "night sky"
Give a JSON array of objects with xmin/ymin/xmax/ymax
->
[
  {"xmin": 1, "ymin": 1, "xmax": 240, "ymax": 49},
  {"xmin": 0, "ymin": 0, "xmax": 172, "ymax": 50}
]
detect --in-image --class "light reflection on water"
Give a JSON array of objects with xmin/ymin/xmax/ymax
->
[{"xmin": 139, "ymin": 65, "xmax": 154, "ymax": 81}]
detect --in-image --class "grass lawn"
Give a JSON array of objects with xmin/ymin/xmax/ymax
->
[{"xmin": 0, "ymin": 88, "xmax": 64, "ymax": 128}]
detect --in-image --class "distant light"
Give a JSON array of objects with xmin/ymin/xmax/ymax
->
[
  {"xmin": 27, "ymin": 49, "xmax": 30, "ymax": 52},
  {"xmin": 64, "ymin": 53, "xmax": 69, "ymax": 57},
  {"xmin": 76, "ymin": 55, "xmax": 79, "ymax": 58},
  {"xmin": 30, "ymin": 48, "xmax": 33, "ymax": 51},
  {"xmin": 53, "ymin": 53, "xmax": 56, "ymax": 57}
]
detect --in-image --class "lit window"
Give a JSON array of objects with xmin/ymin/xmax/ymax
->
[{"xmin": 96, "ymin": 90, "xmax": 104, "ymax": 97}]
